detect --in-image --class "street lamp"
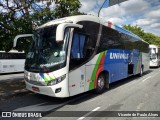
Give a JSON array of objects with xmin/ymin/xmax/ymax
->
[{"xmin": 98, "ymin": 0, "xmax": 128, "ymax": 17}]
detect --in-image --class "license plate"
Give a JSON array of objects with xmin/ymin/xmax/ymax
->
[{"xmin": 32, "ymin": 86, "xmax": 40, "ymax": 92}]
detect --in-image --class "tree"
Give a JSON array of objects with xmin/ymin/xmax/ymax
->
[
  {"xmin": 123, "ymin": 25, "xmax": 145, "ymax": 39},
  {"xmin": 0, "ymin": 0, "xmax": 82, "ymax": 51},
  {"xmin": 54, "ymin": 0, "xmax": 82, "ymax": 18},
  {"xmin": 0, "ymin": 0, "xmax": 38, "ymax": 51}
]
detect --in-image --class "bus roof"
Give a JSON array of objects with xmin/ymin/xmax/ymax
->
[
  {"xmin": 149, "ymin": 44, "xmax": 159, "ymax": 48},
  {"xmin": 38, "ymin": 15, "xmax": 147, "ymax": 43}
]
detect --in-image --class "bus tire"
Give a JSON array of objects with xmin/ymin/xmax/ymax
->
[
  {"xmin": 95, "ymin": 73, "xmax": 106, "ymax": 94},
  {"xmin": 139, "ymin": 66, "xmax": 143, "ymax": 77}
]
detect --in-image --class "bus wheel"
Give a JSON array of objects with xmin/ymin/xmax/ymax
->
[
  {"xmin": 95, "ymin": 74, "xmax": 106, "ymax": 93},
  {"xmin": 139, "ymin": 67, "xmax": 143, "ymax": 77}
]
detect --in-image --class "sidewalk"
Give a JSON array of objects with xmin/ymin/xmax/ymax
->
[{"xmin": 0, "ymin": 73, "xmax": 28, "ymax": 101}]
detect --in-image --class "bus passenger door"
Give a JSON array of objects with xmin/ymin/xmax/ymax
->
[{"xmin": 69, "ymin": 33, "xmax": 87, "ymax": 96}]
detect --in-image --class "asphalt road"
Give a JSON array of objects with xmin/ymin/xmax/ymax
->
[{"xmin": 0, "ymin": 68, "xmax": 160, "ymax": 120}]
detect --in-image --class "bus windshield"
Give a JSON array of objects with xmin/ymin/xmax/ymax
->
[
  {"xmin": 150, "ymin": 53, "xmax": 157, "ymax": 60},
  {"xmin": 150, "ymin": 48, "xmax": 157, "ymax": 60},
  {"xmin": 25, "ymin": 25, "xmax": 69, "ymax": 73}
]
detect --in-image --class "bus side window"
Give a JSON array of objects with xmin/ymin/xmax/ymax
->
[
  {"xmin": 70, "ymin": 32, "xmax": 92, "ymax": 70},
  {"xmin": 71, "ymin": 33, "xmax": 86, "ymax": 59}
]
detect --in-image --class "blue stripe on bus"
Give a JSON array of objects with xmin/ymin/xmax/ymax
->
[
  {"xmin": 103, "ymin": 49, "xmax": 140, "ymax": 83},
  {"xmin": 39, "ymin": 73, "xmax": 44, "ymax": 79}
]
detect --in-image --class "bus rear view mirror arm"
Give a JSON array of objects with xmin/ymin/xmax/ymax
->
[
  {"xmin": 13, "ymin": 34, "xmax": 33, "ymax": 48},
  {"xmin": 56, "ymin": 23, "xmax": 83, "ymax": 42}
]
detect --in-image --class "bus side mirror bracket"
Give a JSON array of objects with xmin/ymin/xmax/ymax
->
[
  {"xmin": 56, "ymin": 23, "xmax": 83, "ymax": 42},
  {"xmin": 13, "ymin": 34, "xmax": 33, "ymax": 48}
]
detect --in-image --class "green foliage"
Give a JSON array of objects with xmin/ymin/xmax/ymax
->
[
  {"xmin": 0, "ymin": 13, "xmax": 32, "ymax": 51},
  {"xmin": 123, "ymin": 25, "xmax": 160, "ymax": 47},
  {"xmin": 0, "ymin": 0, "xmax": 82, "ymax": 52},
  {"xmin": 32, "ymin": 8, "xmax": 55, "ymax": 26},
  {"xmin": 54, "ymin": 0, "xmax": 82, "ymax": 18}
]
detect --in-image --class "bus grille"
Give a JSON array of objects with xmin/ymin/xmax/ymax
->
[{"xmin": 25, "ymin": 78, "xmax": 47, "ymax": 86}]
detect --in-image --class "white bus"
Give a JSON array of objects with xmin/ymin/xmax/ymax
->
[
  {"xmin": 0, "ymin": 50, "xmax": 25, "ymax": 73},
  {"xmin": 14, "ymin": 15, "xmax": 149, "ymax": 98},
  {"xmin": 149, "ymin": 44, "xmax": 160, "ymax": 67}
]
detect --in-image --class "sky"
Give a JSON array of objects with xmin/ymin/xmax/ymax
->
[
  {"xmin": 0, "ymin": 0, "xmax": 159, "ymax": 36},
  {"xmin": 79, "ymin": 0, "xmax": 160, "ymax": 36}
]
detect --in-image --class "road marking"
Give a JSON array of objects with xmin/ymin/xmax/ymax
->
[
  {"xmin": 77, "ymin": 107, "xmax": 101, "ymax": 120},
  {"xmin": 136, "ymin": 103, "xmax": 144, "ymax": 111},
  {"xmin": 92, "ymin": 107, "xmax": 100, "ymax": 111},
  {"xmin": 142, "ymin": 76, "xmax": 151, "ymax": 82},
  {"xmin": 78, "ymin": 117, "xmax": 85, "ymax": 120}
]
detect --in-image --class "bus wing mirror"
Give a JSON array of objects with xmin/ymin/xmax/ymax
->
[
  {"xmin": 13, "ymin": 34, "xmax": 33, "ymax": 48},
  {"xmin": 56, "ymin": 23, "xmax": 83, "ymax": 42}
]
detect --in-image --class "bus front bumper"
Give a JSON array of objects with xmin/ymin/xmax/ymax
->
[
  {"xmin": 25, "ymin": 80, "xmax": 69, "ymax": 98},
  {"xmin": 150, "ymin": 61, "xmax": 158, "ymax": 67}
]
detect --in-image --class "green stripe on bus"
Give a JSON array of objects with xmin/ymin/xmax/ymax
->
[
  {"xmin": 44, "ymin": 75, "xmax": 49, "ymax": 83},
  {"xmin": 137, "ymin": 52, "xmax": 142, "ymax": 74},
  {"xmin": 89, "ymin": 52, "xmax": 104, "ymax": 90},
  {"xmin": 49, "ymin": 76, "xmax": 54, "ymax": 80}
]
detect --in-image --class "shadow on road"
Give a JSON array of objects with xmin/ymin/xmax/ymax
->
[{"xmin": 68, "ymin": 69, "xmax": 153, "ymax": 105}]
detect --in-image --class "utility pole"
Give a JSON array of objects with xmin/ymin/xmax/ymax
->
[{"xmin": 98, "ymin": 0, "xmax": 107, "ymax": 17}]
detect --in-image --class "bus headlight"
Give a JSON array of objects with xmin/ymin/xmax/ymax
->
[{"xmin": 47, "ymin": 74, "xmax": 66, "ymax": 86}]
